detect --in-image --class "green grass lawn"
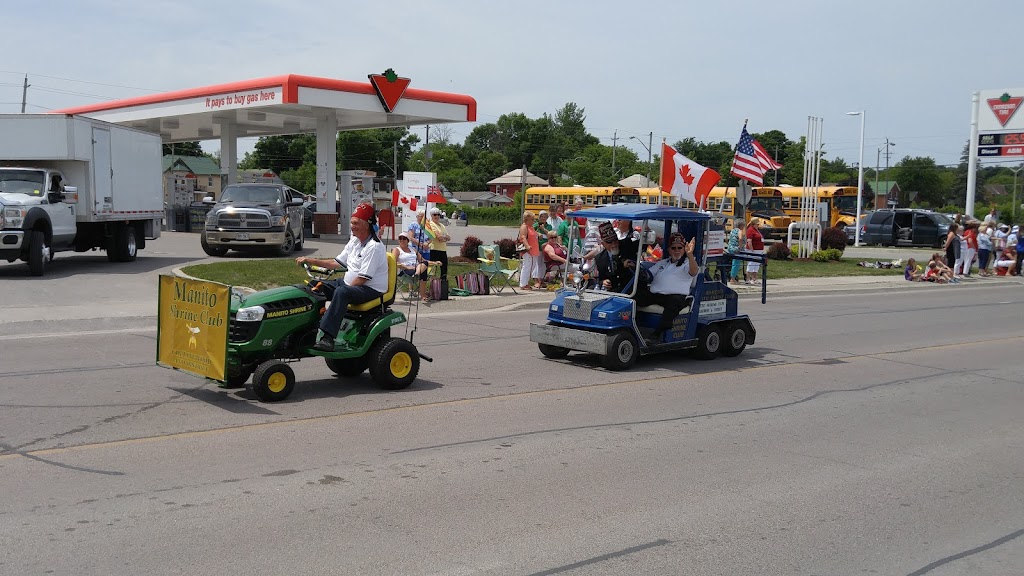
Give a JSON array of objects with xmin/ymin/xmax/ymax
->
[{"xmin": 181, "ymin": 256, "xmax": 901, "ymax": 289}]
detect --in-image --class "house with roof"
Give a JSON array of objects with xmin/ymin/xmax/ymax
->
[
  {"xmin": 871, "ymin": 179, "xmax": 901, "ymax": 209},
  {"xmin": 617, "ymin": 174, "xmax": 656, "ymax": 188},
  {"xmin": 486, "ymin": 168, "xmax": 548, "ymax": 197},
  {"xmin": 452, "ymin": 191, "xmax": 514, "ymax": 208},
  {"xmin": 163, "ymin": 155, "xmax": 224, "ymax": 207}
]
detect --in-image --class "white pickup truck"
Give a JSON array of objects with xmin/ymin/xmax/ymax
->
[{"xmin": 0, "ymin": 114, "xmax": 163, "ymax": 275}]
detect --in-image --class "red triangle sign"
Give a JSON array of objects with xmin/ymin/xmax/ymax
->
[
  {"xmin": 987, "ymin": 93, "xmax": 1023, "ymax": 127},
  {"xmin": 369, "ymin": 69, "xmax": 411, "ymax": 113}
]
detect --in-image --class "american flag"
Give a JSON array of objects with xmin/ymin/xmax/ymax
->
[{"xmin": 730, "ymin": 125, "xmax": 782, "ymax": 185}]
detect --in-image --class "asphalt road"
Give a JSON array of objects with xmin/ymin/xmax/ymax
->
[{"xmin": 0, "ymin": 232, "xmax": 1021, "ymax": 575}]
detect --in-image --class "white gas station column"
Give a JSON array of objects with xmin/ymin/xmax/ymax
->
[
  {"xmin": 219, "ymin": 121, "xmax": 238, "ymax": 187},
  {"xmin": 314, "ymin": 113, "xmax": 340, "ymax": 237}
]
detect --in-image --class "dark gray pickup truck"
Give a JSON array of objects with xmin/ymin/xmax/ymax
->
[{"xmin": 201, "ymin": 183, "xmax": 305, "ymax": 256}]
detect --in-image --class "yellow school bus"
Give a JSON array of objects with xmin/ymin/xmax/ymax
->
[
  {"xmin": 636, "ymin": 187, "xmax": 791, "ymax": 239},
  {"xmin": 771, "ymin": 185, "xmax": 860, "ymax": 228},
  {"xmin": 524, "ymin": 186, "xmax": 650, "ymax": 213}
]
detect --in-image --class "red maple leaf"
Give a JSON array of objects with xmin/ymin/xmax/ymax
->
[{"xmin": 679, "ymin": 164, "xmax": 695, "ymax": 186}]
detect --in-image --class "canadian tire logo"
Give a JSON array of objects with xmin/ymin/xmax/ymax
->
[
  {"xmin": 368, "ymin": 68, "xmax": 411, "ymax": 113},
  {"xmin": 987, "ymin": 93, "xmax": 1023, "ymax": 127}
]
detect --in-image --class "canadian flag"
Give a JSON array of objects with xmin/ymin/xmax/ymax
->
[
  {"xmin": 392, "ymin": 189, "xmax": 418, "ymax": 212},
  {"xmin": 660, "ymin": 143, "xmax": 721, "ymax": 210}
]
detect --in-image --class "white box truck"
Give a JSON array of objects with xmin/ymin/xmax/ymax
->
[{"xmin": 0, "ymin": 114, "xmax": 163, "ymax": 275}]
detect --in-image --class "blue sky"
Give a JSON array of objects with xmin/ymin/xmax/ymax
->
[{"xmin": 2, "ymin": 0, "xmax": 1021, "ymax": 169}]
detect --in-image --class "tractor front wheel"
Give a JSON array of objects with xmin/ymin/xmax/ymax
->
[{"xmin": 251, "ymin": 361, "xmax": 296, "ymax": 402}]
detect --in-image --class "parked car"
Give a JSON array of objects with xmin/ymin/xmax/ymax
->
[
  {"xmin": 845, "ymin": 212, "xmax": 872, "ymax": 244},
  {"xmin": 859, "ymin": 209, "xmax": 951, "ymax": 247},
  {"xmin": 201, "ymin": 183, "xmax": 305, "ymax": 256}
]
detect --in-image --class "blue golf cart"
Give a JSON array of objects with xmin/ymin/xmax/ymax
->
[{"xmin": 529, "ymin": 204, "xmax": 767, "ymax": 370}]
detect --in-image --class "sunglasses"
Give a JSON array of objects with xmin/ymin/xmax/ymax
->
[{"xmin": 669, "ymin": 245, "xmax": 685, "ymax": 249}]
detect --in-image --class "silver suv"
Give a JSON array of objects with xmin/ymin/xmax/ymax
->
[{"xmin": 201, "ymin": 183, "xmax": 305, "ymax": 257}]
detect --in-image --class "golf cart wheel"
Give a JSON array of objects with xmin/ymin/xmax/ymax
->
[
  {"xmin": 251, "ymin": 361, "xmax": 296, "ymax": 402},
  {"xmin": 538, "ymin": 343, "xmax": 570, "ymax": 359},
  {"xmin": 372, "ymin": 337, "xmax": 420, "ymax": 390},
  {"xmin": 222, "ymin": 367, "xmax": 253, "ymax": 388},
  {"xmin": 694, "ymin": 324, "xmax": 722, "ymax": 360},
  {"xmin": 326, "ymin": 356, "xmax": 368, "ymax": 378},
  {"xmin": 603, "ymin": 330, "xmax": 639, "ymax": 371},
  {"xmin": 721, "ymin": 322, "xmax": 749, "ymax": 357}
]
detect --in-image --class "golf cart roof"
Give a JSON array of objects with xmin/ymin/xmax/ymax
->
[{"xmin": 567, "ymin": 204, "xmax": 711, "ymax": 221}]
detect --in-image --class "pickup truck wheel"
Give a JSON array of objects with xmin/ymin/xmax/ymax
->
[
  {"xmin": 721, "ymin": 322, "xmax": 749, "ymax": 357},
  {"xmin": 372, "ymin": 337, "xmax": 419, "ymax": 390},
  {"xmin": 694, "ymin": 324, "xmax": 722, "ymax": 360},
  {"xmin": 326, "ymin": 356, "xmax": 368, "ymax": 378},
  {"xmin": 277, "ymin": 231, "xmax": 295, "ymax": 257},
  {"xmin": 201, "ymin": 235, "xmax": 228, "ymax": 257},
  {"xmin": 28, "ymin": 230, "xmax": 48, "ymax": 276},
  {"xmin": 251, "ymin": 361, "xmax": 295, "ymax": 402},
  {"xmin": 603, "ymin": 330, "xmax": 639, "ymax": 371}
]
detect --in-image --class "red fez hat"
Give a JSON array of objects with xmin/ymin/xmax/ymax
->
[{"xmin": 353, "ymin": 202, "xmax": 375, "ymax": 222}]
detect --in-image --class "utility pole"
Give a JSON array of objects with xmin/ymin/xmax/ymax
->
[
  {"xmin": 424, "ymin": 124, "xmax": 430, "ymax": 171},
  {"xmin": 393, "ymin": 140, "xmax": 399, "ymax": 180},
  {"xmin": 20, "ymin": 75, "xmax": 29, "ymax": 113},
  {"xmin": 882, "ymin": 138, "xmax": 894, "ymax": 205},
  {"xmin": 519, "ymin": 163, "xmax": 527, "ymax": 216},
  {"xmin": 611, "ymin": 130, "xmax": 618, "ymax": 179}
]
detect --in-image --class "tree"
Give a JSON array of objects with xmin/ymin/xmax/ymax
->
[
  {"xmin": 163, "ymin": 141, "xmax": 206, "ymax": 157},
  {"xmin": 553, "ymin": 102, "xmax": 599, "ymax": 151},
  {"xmin": 894, "ymin": 156, "xmax": 944, "ymax": 206}
]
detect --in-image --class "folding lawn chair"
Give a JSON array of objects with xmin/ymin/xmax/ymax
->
[{"xmin": 477, "ymin": 244, "xmax": 518, "ymax": 294}]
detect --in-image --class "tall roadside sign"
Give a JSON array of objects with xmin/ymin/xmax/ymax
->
[{"xmin": 967, "ymin": 88, "xmax": 1024, "ymax": 216}]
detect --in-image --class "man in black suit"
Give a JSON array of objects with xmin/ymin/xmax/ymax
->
[{"xmin": 593, "ymin": 221, "xmax": 641, "ymax": 293}]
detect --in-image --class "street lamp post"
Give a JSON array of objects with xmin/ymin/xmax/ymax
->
[
  {"xmin": 846, "ymin": 111, "xmax": 866, "ymax": 246},
  {"xmin": 630, "ymin": 133, "xmax": 654, "ymax": 186}
]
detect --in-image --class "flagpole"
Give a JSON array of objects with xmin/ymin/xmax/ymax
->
[{"xmin": 658, "ymin": 137, "xmax": 666, "ymax": 206}]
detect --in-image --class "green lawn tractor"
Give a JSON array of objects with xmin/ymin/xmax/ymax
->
[{"xmin": 225, "ymin": 255, "xmax": 430, "ymax": 401}]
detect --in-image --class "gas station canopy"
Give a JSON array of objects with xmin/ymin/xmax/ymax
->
[
  {"xmin": 53, "ymin": 73, "xmax": 476, "ymax": 142},
  {"xmin": 52, "ymin": 72, "xmax": 477, "ymax": 229}
]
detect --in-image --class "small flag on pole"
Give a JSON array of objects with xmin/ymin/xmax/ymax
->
[{"xmin": 730, "ymin": 124, "xmax": 782, "ymax": 186}]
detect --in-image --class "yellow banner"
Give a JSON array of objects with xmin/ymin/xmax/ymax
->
[{"xmin": 157, "ymin": 275, "xmax": 229, "ymax": 381}]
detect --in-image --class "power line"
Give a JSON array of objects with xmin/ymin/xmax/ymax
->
[{"xmin": 0, "ymin": 70, "xmax": 163, "ymax": 92}]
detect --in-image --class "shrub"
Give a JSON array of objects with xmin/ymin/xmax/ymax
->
[
  {"xmin": 820, "ymin": 227, "xmax": 848, "ymax": 252},
  {"xmin": 810, "ymin": 248, "xmax": 843, "ymax": 262},
  {"xmin": 766, "ymin": 242, "xmax": 791, "ymax": 260},
  {"xmin": 461, "ymin": 235, "xmax": 483, "ymax": 259},
  {"xmin": 495, "ymin": 237, "xmax": 518, "ymax": 259}
]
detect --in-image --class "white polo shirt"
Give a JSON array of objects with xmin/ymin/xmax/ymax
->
[
  {"xmin": 336, "ymin": 236, "xmax": 389, "ymax": 293},
  {"xmin": 647, "ymin": 257, "xmax": 698, "ymax": 296}
]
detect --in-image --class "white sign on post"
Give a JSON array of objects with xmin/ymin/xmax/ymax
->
[{"xmin": 401, "ymin": 171, "xmax": 436, "ymax": 231}]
